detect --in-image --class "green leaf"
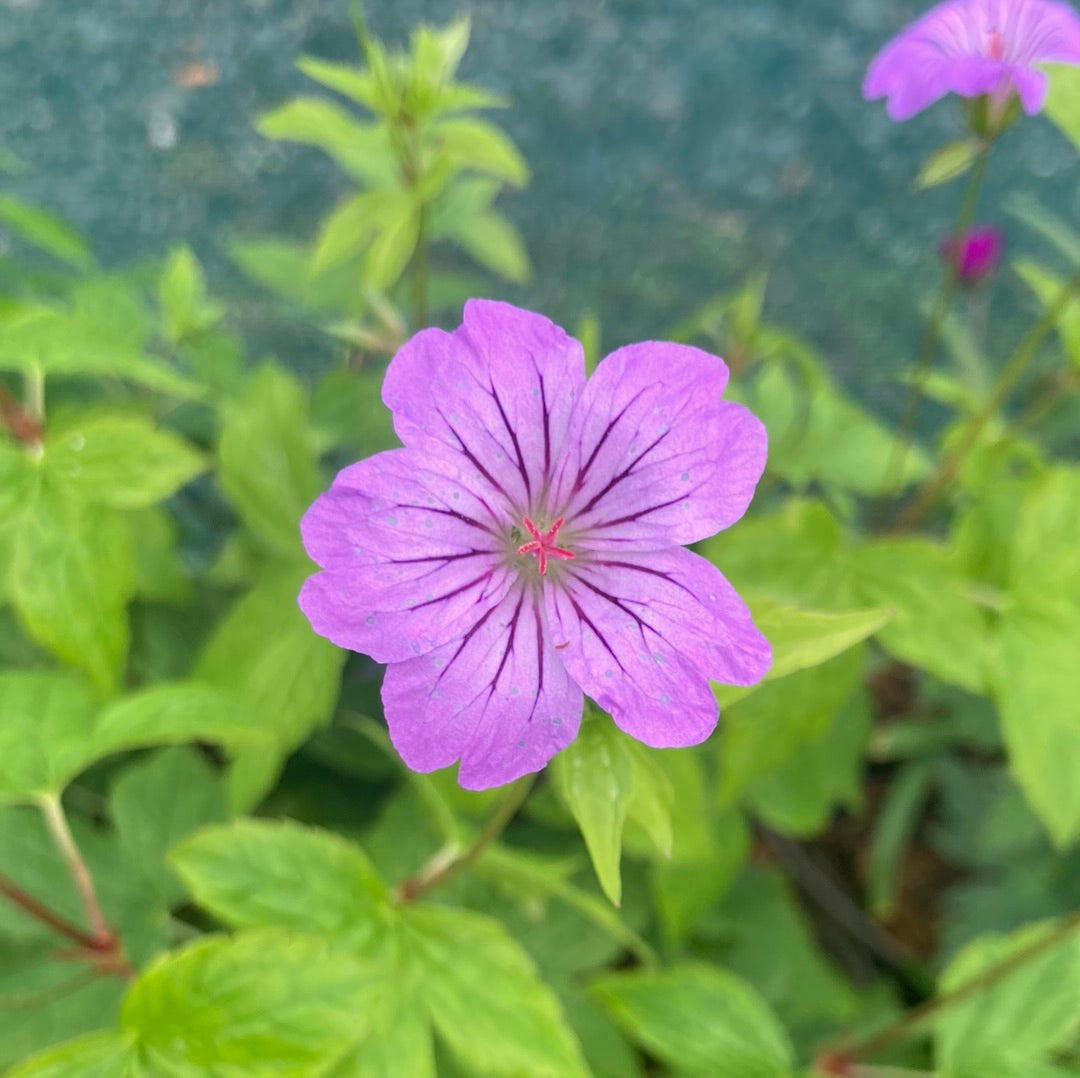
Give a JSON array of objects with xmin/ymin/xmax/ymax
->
[
  {"xmin": 867, "ymin": 758, "xmax": 934, "ymax": 916},
  {"xmin": 935, "ymin": 919, "xmax": 1080, "ymax": 1074},
  {"xmin": 158, "ymin": 245, "xmax": 224, "ymax": 344},
  {"xmin": 400, "ymin": 904, "xmax": 588, "ymax": 1078},
  {"xmin": 915, "ymin": 139, "xmax": 982, "ymax": 189},
  {"xmin": 217, "ymin": 363, "xmax": 323, "ymax": 558},
  {"xmin": 257, "ymin": 97, "xmax": 395, "ymax": 186},
  {"xmin": 749, "ymin": 598, "xmax": 892, "ymax": 683},
  {"xmin": 110, "ymin": 747, "xmax": 228, "ymax": 908},
  {"xmin": 718, "ymin": 647, "xmax": 864, "ymax": 804},
  {"xmin": 195, "ymin": 562, "xmax": 345, "ymax": 811},
  {"xmin": 120, "ymin": 932, "xmax": 370, "ymax": 1075},
  {"xmin": 592, "ymin": 963, "xmax": 794, "ymax": 1077},
  {"xmin": 1044, "ymin": 63, "xmax": 1080, "ymax": 153},
  {"xmin": 432, "ymin": 118, "xmax": 529, "ymax": 186},
  {"xmin": 11, "ymin": 485, "xmax": 133, "ymax": 693},
  {"xmin": 310, "ymin": 188, "xmax": 406, "ymax": 275},
  {"xmin": 743, "ymin": 689, "xmax": 872, "ymax": 837},
  {"xmin": 0, "ymin": 673, "xmax": 265, "ymax": 804},
  {"xmin": 170, "ymin": 818, "xmax": 387, "ymax": 941},
  {"xmin": 849, "ymin": 538, "xmax": 988, "ymax": 692},
  {"xmin": 311, "ymin": 366, "xmax": 399, "ymax": 457},
  {"xmin": 296, "ymin": 56, "xmax": 378, "ymax": 110},
  {"xmin": 362, "ymin": 200, "xmax": 420, "ymax": 290},
  {"xmin": 0, "ymin": 304, "xmax": 201, "ymax": 398},
  {"xmin": 129, "ymin": 506, "xmax": 191, "ymax": 604},
  {"xmin": 0, "ymin": 441, "xmax": 40, "ymax": 528},
  {"xmin": 994, "ymin": 468, "xmax": 1080, "ymax": 845},
  {"xmin": 552, "ymin": 718, "xmax": 635, "ymax": 906},
  {"xmin": 445, "ymin": 209, "xmax": 531, "ymax": 283},
  {"xmin": 46, "ymin": 415, "xmax": 206, "ymax": 510},
  {"xmin": 4, "ymin": 1032, "xmax": 138, "ymax": 1078},
  {"xmin": 0, "ymin": 195, "xmax": 95, "ymax": 270}
]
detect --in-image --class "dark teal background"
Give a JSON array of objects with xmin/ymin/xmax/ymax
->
[{"xmin": 1, "ymin": 0, "xmax": 1076, "ymax": 414}]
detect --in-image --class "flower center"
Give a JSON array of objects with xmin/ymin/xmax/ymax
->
[
  {"xmin": 986, "ymin": 27, "xmax": 1005, "ymax": 61},
  {"xmin": 517, "ymin": 516, "xmax": 575, "ymax": 576}
]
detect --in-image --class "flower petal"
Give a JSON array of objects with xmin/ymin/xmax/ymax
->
[
  {"xmin": 299, "ymin": 449, "xmax": 511, "ymax": 663},
  {"xmin": 381, "ymin": 300, "xmax": 586, "ymax": 513},
  {"xmin": 546, "ymin": 547, "xmax": 770, "ymax": 748},
  {"xmin": 551, "ymin": 342, "xmax": 766, "ymax": 548},
  {"xmin": 382, "ymin": 585, "xmax": 583, "ymax": 789}
]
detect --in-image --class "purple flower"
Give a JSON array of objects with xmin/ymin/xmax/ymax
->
[
  {"xmin": 939, "ymin": 225, "xmax": 1005, "ymax": 283},
  {"xmin": 863, "ymin": 0, "xmax": 1080, "ymax": 121},
  {"xmin": 299, "ymin": 301, "xmax": 771, "ymax": 789}
]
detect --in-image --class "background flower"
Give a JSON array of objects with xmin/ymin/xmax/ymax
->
[
  {"xmin": 939, "ymin": 224, "xmax": 1005, "ymax": 284},
  {"xmin": 863, "ymin": 0, "xmax": 1080, "ymax": 121},
  {"xmin": 300, "ymin": 300, "xmax": 770, "ymax": 788}
]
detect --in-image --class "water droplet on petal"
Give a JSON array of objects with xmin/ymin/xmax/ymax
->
[{"xmin": 365, "ymin": 615, "xmax": 376, "ymax": 625}]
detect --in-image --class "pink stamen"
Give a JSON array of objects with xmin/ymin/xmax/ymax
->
[
  {"xmin": 987, "ymin": 27, "xmax": 1005, "ymax": 60},
  {"xmin": 518, "ymin": 516, "xmax": 575, "ymax": 575}
]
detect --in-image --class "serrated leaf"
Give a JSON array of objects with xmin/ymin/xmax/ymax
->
[
  {"xmin": 0, "ymin": 195, "xmax": 95, "ymax": 270},
  {"xmin": 0, "ymin": 673, "xmax": 265, "ymax": 804},
  {"xmin": 1044, "ymin": 63, "xmax": 1080, "ymax": 152},
  {"xmin": 849, "ymin": 538, "xmax": 988, "ymax": 692},
  {"xmin": 935, "ymin": 919, "xmax": 1080, "ymax": 1073},
  {"xmin": 111, "ymin": 747, "xmax": 228, "ymax": 908},
  {"xmin": 46, "ymin": 415, "xmax": 205, "ymax": 509},
  {"xmin": 4, "ymin": 1031, "xmax": 138, "ymax": 1078},
  {"xmin": 257, "ymin": 97, "xmax": 395, "ymax": 186},
  {"xmin": 217, "ymin": 363, "xmax": 322, "ymax": 558},
  {"xmin": 915, "ymin": 139, "xmax": 981, "ymax": 189},
  {"xmin": 592, "ymin": 963, "xmax": 794, "ymax": 1078},
  {"xmin": 158, "ymin": 245, "xmax": 224, "ymax": 344},
  {"xmin": 11, "ymin": 485, "xmax": 133, "ymax": 692},
  {"xmin": 552, "ymin": 719, "xmax": 634, "ymax": 906},
  {"xmin": 120, "ymin": 932, "xmax": 370, "ymax": 1075},
  {"xmin": 432, "ymin": 118, "xmax": 529, "ymax": 186},
  {"xmin": 401, "ymin": 904, "xmax": 588, "ymax": 1078},
  {"xmin": 195, "ymin": 562, "xmax": 345, "ymax": 811},
  {"xmin": 170, "ymin": 819, "xmax": 387, "ymax": 942}
]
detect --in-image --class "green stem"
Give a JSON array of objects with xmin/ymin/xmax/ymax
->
[
  {"xmin": 879, "ymin": 144, "xmax": 993, "ymax": 498},
  {"xmin": 895, "ymin": 262, "xmax": 1080, "ymax": 530},
  {"xmin": 38, "ymin": 794, "xmax": 111, "ymax": 946},
  {"xmin": 835, "ymin": 909, "xmax": 1080, "ymax": 1064},
  {"xmin": 397, "ymin": 774, "xmax": 537, "ymax": 902}
]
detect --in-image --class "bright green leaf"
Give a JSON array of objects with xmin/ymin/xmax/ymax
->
[
  {"xmin": 433, "ymin": 118, "xmax": 529, "ymax": 186},
  {"xmin": 445, "ymin": 209, "xmax": 531, "ymax": 283},
  {"xmin": 849, "ymin": 538, "xmax": 987, "ymax": 692},
  {"xmin": 401, "ymin": 904, "xmax": 588, "ymax": 1078},
  {"xmin": 552, "ymin": 718, "xmax": 635, "ymax": 906},
  {"xmin": 257, "ymin": 97, "xmax": 395, "ymax": 186},
  {"xmin": 170, "ymin": 818, "xmax": 387, "ymax": 941},
  {"xmin": 46, "ymin": 415, "xmax": 205, "ymax": 510},
  {"xmin": 4, "ymin": 1032, "xmax": 138, "ymax": 1078},
  {"xmin": 592, "ymin": 962, "xmax": 794, "ymax": 1077},
  {"xmin": 297, "ymin": 56, "xmax": 378, "ymax": 110},
  {"xmin": 994, "ymin": 468, "xmax": 1080, "ymax": 845},
  {"xmin": 121, "ymin": 932, "xmax": 370, "ymax": 1075},
  {"xmin": 217, "ymin": 363, "xmax": 323, "ymax": 558},
  {"xmin": 935, "ymin": 919, "xmax": 1080, "ymax": 1074},
  {"xmin": 11, "ymin": 486, "xmax": 133, "ymax": 693},
  {"xmin": 158, "ymin": 245, "xmax": 224, "ymax": 344},
  {"xmin": 915, "ymin": 139, "xmax": 982, "ymax": 189},
  {"xmin": 1044, "ymin": 63, "xmax": 1080, "ymax": 152},
  {"xmin": 195, "ymin": 562, "xmax": 345, "ymax": 811}
]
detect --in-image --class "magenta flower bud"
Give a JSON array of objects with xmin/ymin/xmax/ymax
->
[
  {"xmin": 940, "ymin": 226, "xmax": 1005, "ymax": 284},
  {"xmin": 863, "ymin": 0, "xmax": 1080, "ymax": 122},
  {"xmin": 298, "ymin": 301, "xmax": 771, "ymax": 789}
]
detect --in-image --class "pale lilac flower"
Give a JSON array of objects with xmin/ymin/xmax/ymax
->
[
  {"xmin": 299, "ymin": 301, "xmax": 770, "ymax": 789},
  {"xmin": 939, "ymin": 225, "xmax": 1005, "ymax": 284},
  {"xmin": 863, "ymin": 0, "xmax": 1080, "ymax": 121}
]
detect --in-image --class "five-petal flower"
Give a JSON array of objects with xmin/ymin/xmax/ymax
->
[
  {"xmin": 300, "ymin": 301, "xmax": 771, "ymax": 789},
  {"xmin": 863, "ymin": 0, "xmax": 1080, "ymax": 121}
]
